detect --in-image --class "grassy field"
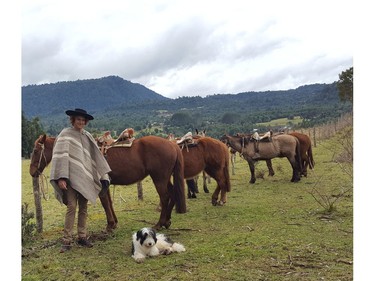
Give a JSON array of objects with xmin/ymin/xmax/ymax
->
[
  {"xmin": 256, "ymin": 116, "xmax": 303, "ymax": 128},
  {"xmin": 21, "ymin": 131, "xmax": 353, "ymax": 281}
]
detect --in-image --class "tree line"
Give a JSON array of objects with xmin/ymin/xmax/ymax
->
[{"xmin": 22, "ymin": 67, "xmax": 353, "ymax": 158}]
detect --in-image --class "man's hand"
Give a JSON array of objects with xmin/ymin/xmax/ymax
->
[{"xmin": 58, "ymin": 178, "xmax": 67, "ymax": 190}]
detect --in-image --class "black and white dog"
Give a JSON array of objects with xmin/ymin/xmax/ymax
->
[{"xmin": 131, "ymin": 227, "xmax": 186, "ymax": 263}]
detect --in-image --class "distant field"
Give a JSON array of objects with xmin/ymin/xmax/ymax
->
[
  {"xmin": 21, "ymin": 130, "xmax": 352, "ymax": 281},
  {"xmin": 257, "ymin": 116, "xmax": 303, "ymax": 128}
]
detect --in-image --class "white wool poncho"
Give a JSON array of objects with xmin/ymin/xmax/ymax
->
[{"xmin": 50, "ymin": 128, "xmax": 111, "ymax": 205}]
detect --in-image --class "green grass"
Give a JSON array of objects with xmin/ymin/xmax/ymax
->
[
  {"xmin": 21, "ymin": 132, "xmax": 352, "ymax": 281},
  {"xmin": 256, "ymin": 116, "xmax": 303, "ymax": 127}
]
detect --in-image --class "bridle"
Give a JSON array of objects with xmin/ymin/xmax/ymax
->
[{"xmin": 32, "ymin": 142, "xmax": 47, "ymax": 176}]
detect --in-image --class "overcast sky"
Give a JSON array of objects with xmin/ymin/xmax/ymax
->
[{"xmin": 22, "ymin": 0, "xmax": 353, "ymax": 98}]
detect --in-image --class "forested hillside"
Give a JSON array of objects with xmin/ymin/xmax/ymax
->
[
  {"xmin": 22, "ymin": 76, "xmax": 352, "ymax": 138},
  {"xmin": 22, "ymin": 76, "xmax": 168, "ymax": 117}
]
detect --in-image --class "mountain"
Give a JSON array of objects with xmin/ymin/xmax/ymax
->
[
  {"xmin": 22, "ymin": 75, "xmax": 168, "ymax": 117},
  {"xmin": 21, "ymin": 76, "xmax": 352, "ymax": 137}
]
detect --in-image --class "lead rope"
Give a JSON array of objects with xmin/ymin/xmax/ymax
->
[
  {"xmin": 37, "ymin": 143, "xmax": 50, "ymax": 200},
  {"xmin": 39, "ymin": 173, "xmax": 50, "ymax": 200}
]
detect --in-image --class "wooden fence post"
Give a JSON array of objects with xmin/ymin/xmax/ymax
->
[
  {"xmin": 32, "ymin": 176, "xmax": 43, "ymax": 233},
  {"xmin": 137, "ymin": 181, "xmax": 143, "ymax": 201}
]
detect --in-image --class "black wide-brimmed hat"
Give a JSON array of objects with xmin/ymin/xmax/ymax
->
[{"xmin": 65, "ymin": 108, "xmax": 94, "ymax": 120}]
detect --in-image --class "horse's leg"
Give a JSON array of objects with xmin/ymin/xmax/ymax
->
[
  {"xmin": 231, "ymin": 153, "xmax": 236, "ymax": 175},
  {"xmin": 211, "ymin": 184, "xmax": 220, "ymax": 206},
  {"xmin": 186, "ymin": 179, "xmax": 196, "ymax": 199},
  {"xmin": 203, "ymin": 171, "xmax": 209, "ymax": 193},
  {"xmin": 301, "ymin": 156, "xmax": 308, "ymax": 177},
  {"xmin": 193, "ymin": 176, "xmax": 199, "ymax": 193},
  {"xmin": 246, "ymin": 160, "xmax": 256, "ymax": 184},
  {"xmin": 99, "ymin": 189, "xmax": 117, "ymax": 232},
  {"xmin": 266, "ymin": 159, "xmax": 275, "ymax": 176},
  {"xmin": 289, "ymin": 158, "xmax": 301, "ymax": 182},
  {"xmin": 152, "ymin": 179, "xmax": 171, "ymax": 230},
  {"xmin": 216, "ymin": 175, "xmax": 228, "ymax": 206}
]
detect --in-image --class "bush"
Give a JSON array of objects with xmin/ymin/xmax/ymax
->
[{"xmin": 22, "ymin": 203, "xmax": 36, "ymax": 244}]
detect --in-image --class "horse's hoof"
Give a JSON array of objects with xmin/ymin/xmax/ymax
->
[
  {"xmin": 153, "ymin": 224, "xmax": 162, "ymax": 230},
  {"xmin": 191, "ymin": 194, "xmax": 197, "ymax": 198},
  {"xmin": 106, "ymin": 223, "xmax": 117, "ymax": 233},
  {"xmin": 217, "ymin": 201, "xmax": 225, "ymax": 206},
  {"xmin": 212, "ymin": 200, "xmax": 217, "ymax": 206},
  {"xmin": 164, "ymin": 221, "xmax": 171, "ymax": 229}
]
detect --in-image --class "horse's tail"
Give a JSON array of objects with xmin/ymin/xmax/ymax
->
[
  {"xmin": 173, "ymin": 147, "xmax": 187, "ymax": 213},
  {"xmin": 295, "ymin": 138, "xmax": 302, "ymax": 173},
  {"xmin": 307, "ymin": 144, "xmax": 315, "ymax": 169}
]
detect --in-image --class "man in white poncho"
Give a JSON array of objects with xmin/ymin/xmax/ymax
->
[{"xmin": 50, "ymin": 108, "xmax": 111, "ymax": 253}]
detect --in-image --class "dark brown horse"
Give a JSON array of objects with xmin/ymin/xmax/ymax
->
[
  {"xmin": 220, "ymin": 134, "xmax": 302, "ymax": 184},
  {"xmin": 177, "ymin": 136, "xmax": 231, "ymax": 206},
  {"xmin": 29, "ymin": 134, "xmax": 186, "ymax": 231}
]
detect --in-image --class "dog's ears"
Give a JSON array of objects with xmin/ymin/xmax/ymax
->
[
  {"xmin": 136, "ymin": 229, "xmax": 143, "ymax": 241},
  {"xmin": 150, "ymin": 229, "xmax": 157, "ymax": 242},
  {"xmin": 153, "ymin": 233, "xmax": 157, "ymax": 242}
]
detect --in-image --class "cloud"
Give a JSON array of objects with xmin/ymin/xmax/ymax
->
[{"xmin": 21, "ymin": 0, "xmax": 353, "ymax": 98}]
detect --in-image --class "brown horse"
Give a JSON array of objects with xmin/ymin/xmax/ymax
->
[
  {"xmin": 288, "ymin": 132, "xmax": 315, "ymax": 176},
  {"xmin": 29, "ymin": 134, "xmax": 186, "ymax": 231},
  {"xmin": 255, "ymin": 132, "xmax": 315, "ymax": 177},
  {"xmin": 220, "ymin": 134, "xmax": 302, "ymax": 184},
  {"xmin": 177, "ymin": 136, "xmax": 231, "ymax": 206}
]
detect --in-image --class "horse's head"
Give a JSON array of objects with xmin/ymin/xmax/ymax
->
[
  {"xmin": 29, "ymin": 134, "xmax": 53, "ymax": 177},
  {"xmin": 219, "ymin": 134, "xmax": 229, "ymax": 145}
]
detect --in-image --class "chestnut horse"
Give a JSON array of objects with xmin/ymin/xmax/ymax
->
[
  {"xmin": 178, "ymin": 136, "xmax": 231, "ymax": 206},
  {"xmin": 220, "ymin": 134, "xmax": 302, "ymax": 184},
  {"xmin": 29, "ymin": 134, "xmax": 186, "ymax": 231},
  {"xmin": 288, "ymin": 132, "xmax": 315, "ymax": 176}
]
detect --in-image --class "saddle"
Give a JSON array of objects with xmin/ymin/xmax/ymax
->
[
  {"xmin": 113, "ymin": 128, "xmax": 135, "ymax": 147},
  {"xmin": 174, "ymin": 132, "xmax": 198, "ymax": 151},
  {"xmin": 97, "ymin": 128, "xmax": 135, "ymax": 156},
  {"xmin": 97, "ymin": 131, "xmax": 115, "ymax": 155},
  {"xmin": 250, "ymin": 131, "xmax": 273, "ymax": 142},
  {"xmin": 251, "ymin": 130, "xmax": 273, "ymax": 154}
]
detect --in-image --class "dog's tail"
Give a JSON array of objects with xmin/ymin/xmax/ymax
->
[{"xmin": 172, "ymin": 242, "xmax": 186, "ymax": 252}]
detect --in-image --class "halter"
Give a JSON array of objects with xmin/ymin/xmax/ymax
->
[{"xmin": 36, "ymin": 142, "xmax": 47, "ymax": 174}]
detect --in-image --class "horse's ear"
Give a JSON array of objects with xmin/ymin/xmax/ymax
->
[
  {"xmin": 41, "ymin": 134, "xmax": 47, "ymax": 143},
  {"xmin": 195, "ymin": 129, "xmax": 198, "ymax": 134}
]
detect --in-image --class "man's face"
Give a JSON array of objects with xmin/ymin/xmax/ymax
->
[{"xmin": 73, "ymin": 116, "xmax": 87, "ymax": 130}]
